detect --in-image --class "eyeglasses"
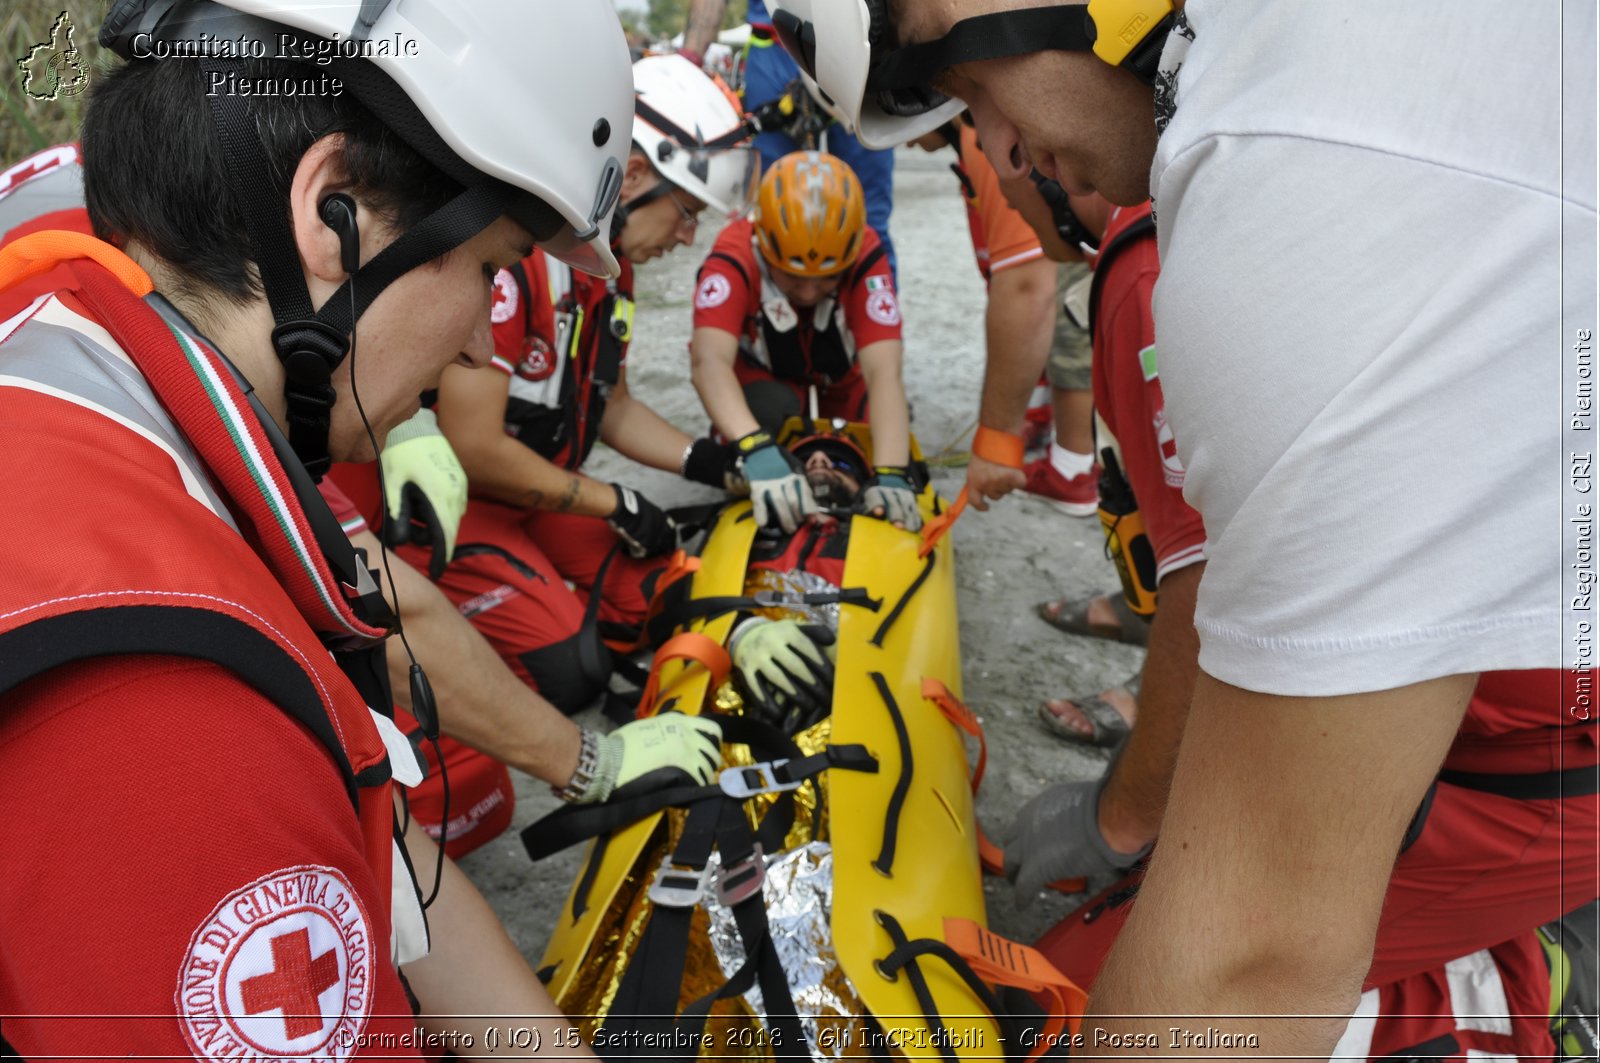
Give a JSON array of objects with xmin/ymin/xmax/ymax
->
[{"xmin": 667, "ymin": 189, "xmax": 700, "ymax": 236}]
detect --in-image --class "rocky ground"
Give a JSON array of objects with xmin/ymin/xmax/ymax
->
[{"xmin": 457, "ymin": 147, "xmax": 1145, "ymax": 965}]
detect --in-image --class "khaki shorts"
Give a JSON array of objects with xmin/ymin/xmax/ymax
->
[{"xmin": 1047, "ymin": 260, "xmax": 1093, "ymax": 391}]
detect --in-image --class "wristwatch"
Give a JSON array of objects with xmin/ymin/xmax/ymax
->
[{"xmin": 553, "ymin": 727, "xmax": 601, "ymax": 803}]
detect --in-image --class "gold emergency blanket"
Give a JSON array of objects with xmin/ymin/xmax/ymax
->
[{"xmin": 553, "ymin": 708, "xmax": 873, "ymax": 1063}]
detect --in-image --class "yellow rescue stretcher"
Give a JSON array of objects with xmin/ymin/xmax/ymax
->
[{"xmin": 523, "ymin": 421, "xmax": 1085, "ymax": 1062}]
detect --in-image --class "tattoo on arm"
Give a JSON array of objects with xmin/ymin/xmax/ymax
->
[
  {"xmin": 520, "ymin": 486, "xmax": 545, "ymax": 508},
  {"xmin": 557, "ymin": 476, "xmax": 582, "ymax": 513}
]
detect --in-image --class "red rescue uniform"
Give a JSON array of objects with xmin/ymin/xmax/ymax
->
[
  {"xmin": 0, "ymin": 240, "xmax": 422, "ymax": 1059},
  {"xmin": 334, "ymin": 249, "xmax": 669, "ymax": 717},
  {"xmin": 1091, "ymin": 202, "xmax": 1206, "ymax": 581},
  {"xmin": 692, "ymin": 217, "xmax": 901, "ymax": 421}
]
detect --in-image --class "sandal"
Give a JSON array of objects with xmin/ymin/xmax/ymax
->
[
  {"xmin": 1035, "ymin": 592, "xmax": 1150, "ymax": 648},
  {"xmin": 1036, "ymin": 675, "xmax": 1140, "ymax": 748}
]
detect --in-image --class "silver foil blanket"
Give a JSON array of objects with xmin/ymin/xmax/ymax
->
[{"xmin": 703, "ymin": 842, "xmax": 863, "ymax": 1062}]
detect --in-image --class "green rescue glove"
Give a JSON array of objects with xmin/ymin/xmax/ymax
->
[
  {"xmin": 728, "ymin": 616, "xmax": 836, "ymax": 734},
  {"xmin": 1001, "ymin": 773, "xmax": 1152, "ymax": 902},
  {"xmin": 381, "ymin": 408, "xmax": 467, "ymax": 580},
  {"xmin": 859, "ymin": 466, "xmax": 922, "ymax": 532},
  {"xmin": 584, "ymin": 712, "xmax": 722, "ymax": 803},
  {"xmin": 738, "ymin": 430, "xmax": 819, "ymax": 533}
]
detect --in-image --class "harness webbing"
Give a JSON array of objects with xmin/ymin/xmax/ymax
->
[{"xmin": 1087, "ymin": 212, "xmax": 1157, "ymax": 333}]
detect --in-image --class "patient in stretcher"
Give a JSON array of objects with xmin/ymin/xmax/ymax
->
[{"xmin": 727, "ymin": 428, "xmax": 874, "ymax": 736}]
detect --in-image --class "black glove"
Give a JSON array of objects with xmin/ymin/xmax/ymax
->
[
  {"xmin": 606, "ymin": 484, "xmax": 676, "ymax": 558},
  {"xmin": 681, "ymin": 437, "xmax": 745, "ymax": 493}
]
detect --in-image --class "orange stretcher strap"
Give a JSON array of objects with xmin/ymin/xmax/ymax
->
[
  {"xmin": 923, "ymin": 678, "xmax": 1006, "ymax": 874},
  {"xmin": 972, "ymin": 425, "xmax": 1026, "ymax": 469},
  {"xmin": 609, "ymin": 549, "xmax": 701, "ymax": 653},
  {"xmin": 923, "ymin": 679, "xmax": 1085, "ymax": 892},
  {"xmin": 943, "ymin": 918, "xmax": 1088, "ymax": 1062},
  {"xmin": 0, "ymin": 230, "xmax": 152, "ymax": 296},
  {"xmin": 918, "ymin": 485, "xmax": 967, "ymax": 558},
  {"xmin": 922, "ymin": 678, "xmax": 987, "ymax": 792},
  {"xmin": 634, "ymin": 630, "xmax": 731, "ymax": 718}
]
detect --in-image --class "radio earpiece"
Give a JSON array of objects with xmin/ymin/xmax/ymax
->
[{"xmin": 319, "ymin": 193, "xmax": 361, "ymax": 275}]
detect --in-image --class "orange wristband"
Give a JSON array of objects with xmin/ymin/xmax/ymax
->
[{"xmin": 972, "ymin": 425, "xmax": 1026, "ymax": 469}]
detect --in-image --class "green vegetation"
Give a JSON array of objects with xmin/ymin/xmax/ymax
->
[{"xmin": 629, "ymin": 0, "xmax": 748, "ymax": 42}]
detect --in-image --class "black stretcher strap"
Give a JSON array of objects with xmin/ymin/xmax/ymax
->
[
  {"xmin": 874, "ymin": 913, "xmax": 1031, "ymax": 1063},
  {"xmin": 649, "ymin": 586, "xmax": 879, "ymax": 646},
  {"xmin": 608, "ymin": 780, "xmax": 811, "ymax": 1059},
  {"xmin": 705, "ymin": 812, "xmax": 811, "ymax": 1062},
  {"xmin": 869, "ymin": 671, "xmax": 913, "ymax": 877},
  {"xmin": 871, "ymin": 549, "xmax": 936, "ymax": 647},
  {"xmin": 871, "ymin": 912, "xmax": 960, "ymax": 1063},
  {"xmin": 605, "ymin": 797, "xmax": 726, "ymax": 1056},
  {"xmin": 521, "ymin": 732, "xmax": 876, "ymax": 863}
]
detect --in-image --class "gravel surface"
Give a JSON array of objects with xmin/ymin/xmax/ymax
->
[{"xmin": 456, "ymin": 147, "xmax": 1143, "ymax": 965}]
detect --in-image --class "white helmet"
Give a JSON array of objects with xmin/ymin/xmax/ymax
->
[
  {"xmin": 768, "ymin": 0, "xmax": 962, "ymax": 150},
  {"xmin": 101, "ymin": 0, "xmax": 633, "ymax": 279},
  {"xmin": 771, "ymin": 0, "xmax": 1148, "ymax": 151},
  {"xmin": 97, "ymin": 0, "xmax": 635, "ymax": 477},
  {"xmin": 631, "ymin": 55, "xmax": 758, "ymax": 217}
]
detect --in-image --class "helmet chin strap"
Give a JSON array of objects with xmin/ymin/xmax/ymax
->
[
  {"xmin": 202, "ymin": 59, "xmax": 511, "ymax": 481},
  {"xmin": 609, "ymin": 201, "xmax": 631, "ymax": 244},
  {"xmin": 610, "ymin": 174, "xmax": 678, "ymax": 245}
]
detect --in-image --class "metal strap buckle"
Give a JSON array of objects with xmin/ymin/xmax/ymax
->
[
  {"xmin": 719, "ymin": 760, "xmax": 805, "ymax": 799},
  {"xmin": 715, "ymin": 845, "xmax": 766, "ymax": 906},
  {"xmin": 647, "ymin": 857, "xmax": 709, "ymax": 908}
]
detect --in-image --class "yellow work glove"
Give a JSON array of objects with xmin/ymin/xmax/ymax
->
[
  {"xmin": 585, "ymin": 712, "xmax": 723, "ymax": 803},
  {"xmin": 729, "ymin": 616, "xmax": 836, "ymax": 734},
  {"xmin": 380, "ymin": 408, "xmax": 467, "ymax": 580}
]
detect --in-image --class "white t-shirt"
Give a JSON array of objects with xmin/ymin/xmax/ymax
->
[{"xmin": 1150, "ymin": 0, "xmax": 1595, "ymax": 695}]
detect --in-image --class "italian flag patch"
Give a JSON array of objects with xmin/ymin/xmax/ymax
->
[{"xmin": 865, "ymin": 275, "xmax": 888, "ymax": 291}]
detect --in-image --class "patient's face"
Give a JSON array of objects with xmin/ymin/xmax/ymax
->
[{"xmin": 803, "ymin": 449, "xmax": 862, "ymax": 505}]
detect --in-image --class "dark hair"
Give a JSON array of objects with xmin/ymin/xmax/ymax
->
[{"xmin": 81, "ymin": 57, "xmax": 462, "ymax": 305}]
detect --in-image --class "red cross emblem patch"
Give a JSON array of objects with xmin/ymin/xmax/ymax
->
[
  {"xmin": 490, "ymin": 268, "xmax": 519, "ymax": 325},
  {"xmin": 1153, "ymin": 407, "xmax": 1186, "ymax": 488},
  {"xmin": 178, "ymin": 866, "xmax": 375, "ymax": 1061}
]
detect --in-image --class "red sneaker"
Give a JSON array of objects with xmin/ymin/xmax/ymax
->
[
  {"xmin": 1023, "ymin": 418, "xmax": 1055, "ymax": 455},
  {"xmin": 1024, "ymin": 457, "xmax": 1099, "ymax": 516}
]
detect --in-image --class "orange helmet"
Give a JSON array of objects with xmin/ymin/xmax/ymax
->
[{"xmin": 754, "ymin": 151, "xmax": 866, "ymax": 277}]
